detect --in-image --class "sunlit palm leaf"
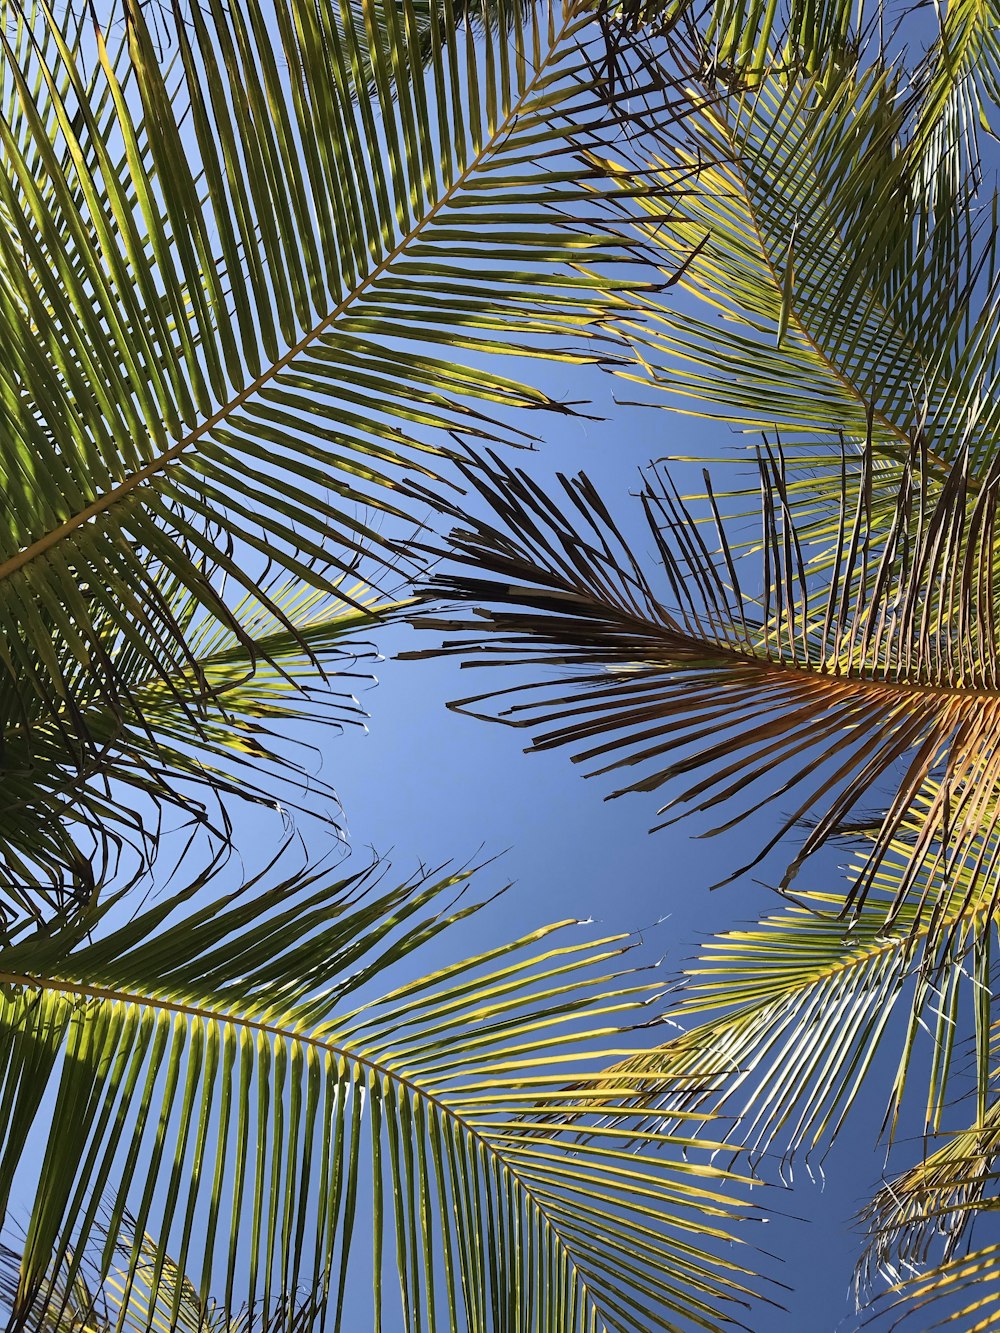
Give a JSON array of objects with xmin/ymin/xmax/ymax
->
[
  {"xmin": 610, "ymin": 0, "xmax": 863, "ymax": 82},
  {"xmin": 859, "ymin": 1101, "xmax": 1000, "ymax": 1297},
  {"xmin": 909, "ymin": 0, "xmax": 1000, "ymax": 175},
  {"xmin": 867, "ymin": 1242, "xmax": 1000, "ymax": 1329},
  {"xmin": 560, "ymin": 856, "xmax": 994, "ymax": 1167},
  {"xmin": 0, "ymin": 0, "xmax": 673, "ymax": 918},
  {"xmin": 0, "ymin": 852, "xmax": 768, "ymax": 1333},
  {"xmin": 602, "ymin": 62, "xmax": 996, "ymax": 476}
]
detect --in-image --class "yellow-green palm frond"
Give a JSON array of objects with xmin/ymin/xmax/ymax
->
[
  {"xmin": 605, "ymin": 0, "xmax": 866, "ymax": 85},
  {"xmin": 867, "ymin": 1241, "xmax": 1000, "ymax": 1329},
  {"xmin": 603, "ymin": 62, "xmax": 996, "ymax": 478},
  {"xmin": 909, "ymin": 0, "xmax": 1000, "ymax": 182},
  {"xmin": 0, "ymin": 851, "xmax": 772, "ymax": 1333},
  {"xmin": 1, "ymin": 1213, "xmax": 322, "ymax": 1331},
  {"xmin": 859, "ymin": 1103, "xmax": 1000, "ymax": 1299},
  {"xmin": 556, "ymin": 878, "xmax": 991, "ymax": 1163}
]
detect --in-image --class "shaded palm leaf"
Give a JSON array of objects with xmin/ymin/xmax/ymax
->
[
  {"xmin": 1, "ymin": 1214, "xmax": 322, "ymax": 1331},
  {"xmin": 0, "ymin": 850, "xmax": 768, "ymax": 1333},
  {"xmin": 406, "ymin": 442, "xmax": 1000, "ymax": 923},
  {"xmin": 0, "ymin": 570, "xmax": 399, "ymax": 934}
]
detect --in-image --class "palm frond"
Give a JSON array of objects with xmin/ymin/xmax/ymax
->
[
  {"xmin": 0, "ymin": 567, "xmax": 399, "ymax": 934},
  {"xmin": 601, "ymin": 61, "xmax": 997, "ymax": 476},
  {"xmin": 1, "ymin": 1212, "xmax": 322, "ymax": 1331},
  {"xmin": 608, "ymin": 0, "xmax": 865, "ymax": 83},
  {"xmin": 0, "ymin": 0, "xmax": 678, "ymax": 919},
  {"xmin": 866, "ymin": 1242, "xmax": 1000, "ymax": 1329},
  {"xmin": 909, "ymin": 0, "xmax": 1000, "ymax": 178},
  {"xmin": 0, "ymin": 850, "xmax": 770, "ymax": 1333},
  {"xmin": 406, "ymin": 441, "xmax": 1000, "ymax": 924},
  {"xmin": 859, "ymin": 1101, "xmax": 1000, "ymax": 1300},
  {"xmin": 558, "ymin": 869, "xmax": 994, "ymax": 1167}
]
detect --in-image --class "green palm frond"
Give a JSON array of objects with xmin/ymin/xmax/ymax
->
[
  {"xmin": 910, "ymin": 0, "xmax": 1000, "ymax": 169},
  {"xmin": 0, "ymin": 1214, "xmax": 322, "ymax": 1331},
  {"xmin": 602, "ymin": 62, "xmax": 995, "ymax": 474},
  {"xmin": 0, "ymin": 569, "xmax": 401, "ymax": 934},
  {"xmin": 0, "ymin": 1237, "xmax": 102, "ymax": 1333},
  {"xmin": 609, "ymin": 0, "xmax": 864, "ymax": 83},
  {"xmin": 0, "ymin": 0, "xmax": 675, "ymax": 916},
  {"xmin": 0, "ymin": 851, "xmax": 769, "ymax": 1333}
]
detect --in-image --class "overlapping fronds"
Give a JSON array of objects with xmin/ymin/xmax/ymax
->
[
  {"xmin": 0, "ymin": 1237, "xmax": 100, "ymax": 1333},
  {"xmin": 407, "ymin": 440, "xmax": 1000, "ymax": 923},
  {"xmin": 859, "ymin": 1101, "xmax": 1000, "ymax": 1296},
  {"xmin": 909, "ymin": 0, "xmax": 1000, "ymax": 181},
  {"xmin": 0, "ymin": 1216, "xmax": 322, "ymax": 1331},
  {"xmin": 0, "ymin": 0, "xmax": 679, "ymax": 918},
  {"xmin": 0, "ymin": 852, "xmax": 769, "ymax": 1333},
  {"xmin": 602, "ymin": 62, "xmax": 997, "ymax": 474},
  {"xmin": 607, "ymin": 0, "xmax": 865, "ymax": 82},
  {"xmin": 552, "ymin": 855, "xmax": 995, "ymax": 1166}
]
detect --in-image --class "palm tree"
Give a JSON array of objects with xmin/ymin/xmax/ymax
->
[{"xmin": 6, "ymin": 0, "xmax": 999, "ymax": 1324}]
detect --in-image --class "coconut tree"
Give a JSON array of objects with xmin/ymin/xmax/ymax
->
[{"xmin": 5, "ymin": 0, "xmax": 997, "ymax": 1323}]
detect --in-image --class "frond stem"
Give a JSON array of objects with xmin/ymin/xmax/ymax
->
[{"xmin": 0, "ymin": 965, "xmax": 607, "ymax": 1326}]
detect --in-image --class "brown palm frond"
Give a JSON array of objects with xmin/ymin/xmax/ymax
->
[{"xmin": 406, "ymin": 439, "xmax": 1000, "ymax": 926}]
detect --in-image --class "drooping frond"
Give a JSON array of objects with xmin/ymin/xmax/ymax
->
[
  {"xmin": 407, "ymin": 442, "xmax": 1000, "ymax": 924},
  {"xmin": 867, "ymin": 1243, "xmax": 1000, "ymax": 1330},
  {"xmin": 859, "ymin": 1100, "xmax": 1000, "ymax": 1298},
  {"xmin": 0, "ymin": 851, "xmax": 769, "ymax": 1333},
  {"xmin": 0, "ymin": 570, "xmax": 398, "ymax": 935}
]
